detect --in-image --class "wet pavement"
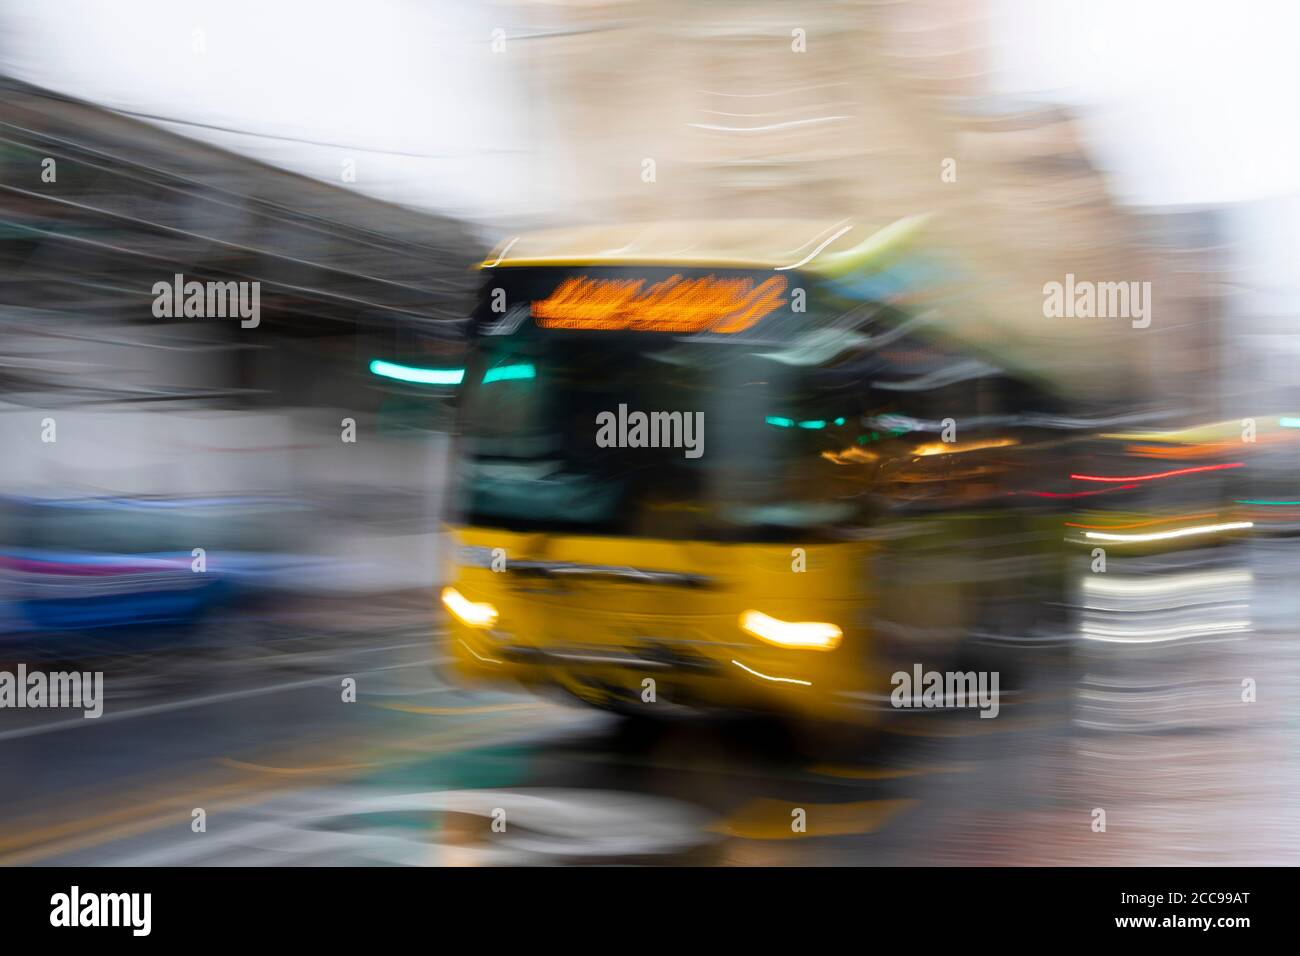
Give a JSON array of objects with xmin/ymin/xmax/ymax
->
[{"xmin": 1, "ymin": 540, "xmax": 1296, "ymax": 866}]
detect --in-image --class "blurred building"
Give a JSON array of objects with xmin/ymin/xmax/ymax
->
[
  {"xmin": 0, "ymin": 75, "xmax": 481, "ymax": 591},
  {"xmin": 0, "ymin": 0, "xmax": 1244, "ymax": 586},
  {"xmin": 490, "ymin": 0, "xmax": 1225, "ymax": 414}
]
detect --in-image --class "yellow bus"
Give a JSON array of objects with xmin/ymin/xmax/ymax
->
[{"xmin": 440, "ymin": 219, "xmax": 1072, "ymax": 724}]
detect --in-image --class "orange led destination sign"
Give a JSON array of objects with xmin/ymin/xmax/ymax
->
[{"xmin": 531, "ymin": 273, "xmax": 787, "ymax": 333}]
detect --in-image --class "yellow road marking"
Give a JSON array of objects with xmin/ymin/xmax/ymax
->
[
  {"xmin": 1, "ymin": 704, "xmax": 572, "ymax": 864},
  {"xmin": 0, "ymin": 778, "xmax": 300, "ymax": 865},
  {"xmin": 714, "ymin": 798, "xmax": 917, "ymax": 840},
  {"xmin": 217, "ymin": 757, "xmax": 377, "ymax": 776}
]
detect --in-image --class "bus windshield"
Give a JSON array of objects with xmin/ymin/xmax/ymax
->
[{"xmin": 453, "ymin": 267, "xmax": 1021, "ymax": 542}]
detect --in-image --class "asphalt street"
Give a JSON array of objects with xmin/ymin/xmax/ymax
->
[{"xmin": 1, "ymin": 541, "xmax": 1295, "ymax": 866}]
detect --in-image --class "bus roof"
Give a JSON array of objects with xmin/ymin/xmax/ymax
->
[
  {"xmin": 479, "ymin": 218, "xmax": 926, "ymax": 275},
  {"xmin": 477, "ymin": 215, "xmax": 1152, "ymax": 406}
]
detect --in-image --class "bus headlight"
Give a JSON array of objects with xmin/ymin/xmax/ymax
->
[
  {"xmin": 739, "ymin": 609, "xmax": 842, "ymax": 650},
  {"xmin": 441, "ymin": 586, "xmax": 499, "ymax": 629}
]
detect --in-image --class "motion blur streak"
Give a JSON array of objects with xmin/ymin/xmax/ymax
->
[
  {"xmin": 730, "ymin": 660, "xmax": 813, "ymax": 687},
  {"xmin": 369, "ymin": 360, "xmax": 465, "ymax": 385},
  {"xmin": 1080, "ymin": 521, "xmax": 1253, "ymax": 543},
  {"xmin": 1065, "ymin": 513, "xmax": 1217, "ymax": 529},
  {"xmin": 1069, "ymin": 463, "xmax": 1246, "ymax": 482},
  {"xmin": 1082, "ymin": 570, "xmax": 1253, "ymax": 600},
  {"xmin": 1079, "ymin": 620, "xmax": 1252, "ymax": 644},
  {"xmin": 1, "ymin": 0, "xmax": 1299, "ymax": 868},
  {"xmin": 440, "ymin": 587, "xmax": 498, "ymax": 629},
  {"xmin": 457, "ymin": 639, "xmax": 503, "ymax": 666},
  {"xmin": 912, "ymin": 438, "xmax": 1018, "ymax": 457},
  {"xmin": 738, "ymin": 610, "xmax": 843, "ymax": 651}
]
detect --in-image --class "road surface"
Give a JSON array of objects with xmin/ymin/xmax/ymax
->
[{"xmin": 1, "ymin": 541, "xmax": 1296, "ymax": 866}]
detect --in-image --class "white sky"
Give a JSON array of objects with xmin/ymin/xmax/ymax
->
[
  {"xmin": 0, "ymin": 0, "xmax": 534, "ymax": 220},
  {"xmin": 2, "ymin": 0, "xmax": 1297, "ymax": 214},
  {"xmin": 989, "ymin": 0, "xmax": 1300, "ymax": 207}
]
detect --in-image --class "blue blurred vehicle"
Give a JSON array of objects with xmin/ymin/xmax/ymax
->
[{"xmin": 0, "ymin": 495, "xmax": 309, "ymax": 646}]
